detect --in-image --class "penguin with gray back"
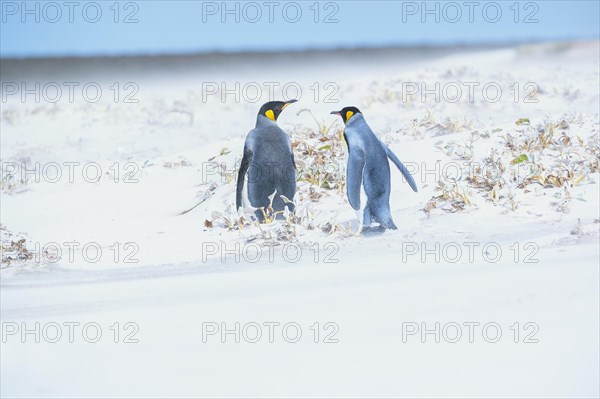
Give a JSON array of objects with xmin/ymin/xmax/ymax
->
[
  {"xmin": 331, "ymin": 106, "xmax": 418, "ymax": 231},
  {"xmin": 237, "ymin": 100, "xmax": 297, "ymax": 222}
]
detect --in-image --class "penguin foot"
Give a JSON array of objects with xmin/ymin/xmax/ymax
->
[{"xmin": 361, "ymin": 226, "xmax": 387, "ymax": 236}]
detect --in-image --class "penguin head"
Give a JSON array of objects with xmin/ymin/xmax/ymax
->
[
  {"xmin": 330, "ymin": 106, "xmax": 361, "ymax": 124},
  {"xmin": 258, "ymin": 99, "xmax": 297, "ymax": 122}
]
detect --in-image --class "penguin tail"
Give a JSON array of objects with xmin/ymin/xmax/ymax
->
[
  {"xmin": 379, "ymin": 218, "xmax": 398, "ymax": 230},
  {"xmin": 372, "ymin": 206, "xmax": 397, "ymax": 230}
]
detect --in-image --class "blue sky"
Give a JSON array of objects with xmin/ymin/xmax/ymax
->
[{"xmin": 1, "ymin": 1, "xmax": 599, "ymax": 57}]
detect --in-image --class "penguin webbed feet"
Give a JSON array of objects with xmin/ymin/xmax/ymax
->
[{"xmin": 360, "ymin": 212, "xmax": 398, "ymax": 235}]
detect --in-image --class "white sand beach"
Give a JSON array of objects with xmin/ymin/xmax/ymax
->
[{"xmin": 1, "ymin": 41, "xmax": 599, "ymax": 397}]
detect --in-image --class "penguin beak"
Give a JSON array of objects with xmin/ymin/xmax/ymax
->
[
  {"xmin": 281, "ymin": 99, "xmax": 297, "ymax": 110},
  {"xmin": 330, "ymin": 111, "xmax": 341, "ymax": 116}
]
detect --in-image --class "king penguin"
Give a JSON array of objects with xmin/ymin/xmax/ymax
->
[
  {"xmin": 236, "ymin": 99, "xmax": 297, "ymax": 222},
  {"xmin": 331, "ymin": 106, "xmax": 418, "ymax": 231}
]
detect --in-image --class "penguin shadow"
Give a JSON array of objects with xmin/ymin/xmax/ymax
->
[
  {"xmin": 344, "ymin": 219, "xmax": 388, "ymax": 237},
  {"xmin": 361, "ymin": 226, "xmax": 387, "ymax": 236}
]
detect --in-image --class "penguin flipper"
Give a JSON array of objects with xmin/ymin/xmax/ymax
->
[
  {"xmin": 347, "ymin": 148, "xmax": 365, "ymax": 210},
  {"xmin": 236, "ymin": 147, "xmax": 253, "ymax": 210},
  {"xmin": 380, "ymin": 140, "xmax": 418, "ymax": 193}
]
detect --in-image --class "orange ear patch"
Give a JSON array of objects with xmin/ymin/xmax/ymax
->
[
  {"xmin": 345, "ymin": 110, "xmax": 354, "ymax": 122},
  {"xmin": 265, "ymin": 109, "xmax": 275, "ymax": 120}
]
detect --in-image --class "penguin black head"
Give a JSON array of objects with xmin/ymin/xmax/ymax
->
[
  {"xmin": 258, "ymin": 99, "xmax": 297, "ymax": 121},
  {"xmin": 330, "ymin": 106, "xmax": 361, "ymax": 124}
]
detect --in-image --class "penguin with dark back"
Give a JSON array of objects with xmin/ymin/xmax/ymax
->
[
  {"xmin": 236, "ymin": 100, "xmax": 297, "ymax": 222},
  {"xmin": 331, "ymin": 106, "xmax": 418, "ymax": 231}
]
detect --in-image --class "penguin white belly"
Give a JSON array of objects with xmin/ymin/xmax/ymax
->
[
  {"xmin": 241, "ymin": 179, "xmax": 253, "ymax": 213},
  {"xmin": 355, "ymin": 174, "xmax": 368, "ymax": 224}
]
